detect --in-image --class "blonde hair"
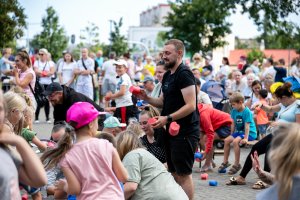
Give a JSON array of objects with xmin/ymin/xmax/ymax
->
[
  {"xmin": 126, "ymin": 122, "xmax": 145, "ymax": 137},
  {"xmin": 116, "ymin": 130, "xmax": 144, "ymax": 160},
  {"xmin": 11, "ymin": 86, "xmax": 33, "ymax": 107},
  {"xmin": 4, "ymin": 91, "xmax": 27, "ymax": 135},
  {"xmin": 140, "ymin": 105, "xmax": 160, "ymax": 118},
  {"xmin": 269, "ymin": 123, "xmax": 300, "ymax": 200},
  {"xmin": 229, "ymin": 92, "xmax": 245, "ymax": 103}
]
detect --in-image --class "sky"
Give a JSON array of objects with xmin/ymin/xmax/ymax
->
[{"xmin": 17, "ymin": 0, "xmax": 300, "ymax": 46}]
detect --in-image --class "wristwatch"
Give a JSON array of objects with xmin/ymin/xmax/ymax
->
[{"xmin": 167, "ymin": 115, "xmax": 173, "ymax": 123}]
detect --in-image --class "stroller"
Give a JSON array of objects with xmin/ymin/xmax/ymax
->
[{"xmin": 201, "ymin": 80, "xmax": 230, "ymax": 113}]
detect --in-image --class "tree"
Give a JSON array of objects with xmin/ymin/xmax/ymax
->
[
  {"xmin": 109, "ymin": 18, "xmax": 128, "ymax": 56},
  {"xmin": 256, "ymin": 21, "xmax": 300, "ymax": 52},
  {"xmin": 164, "ymin": 0, "xmax": 232, "ymax": 54},
  {"xmin": 164, "ymin": 0, "xmax": 300, "ymax": 54},
  {"xmin": 246, "ymin": 49, "xmax": 265, "ymax": 64},
  {"xmin": 79, "ymin": 22, "xmax": 100, "ymax": 48},
  {"xmin": 30, "ymin": 6, "xmax": 68, "ymax": 61},
  {"xmin": 0, "ymin": 0, "xmax": 27, "ymax": 48}
]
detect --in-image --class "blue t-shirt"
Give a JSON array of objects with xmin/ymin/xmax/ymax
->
[{"xmin": 231, "ymin": 106, "xmax": 257, "ymax": 139}]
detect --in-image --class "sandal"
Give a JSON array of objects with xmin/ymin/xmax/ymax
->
[
  {"xmin": 226, "ymin": 177, "xmax": 246, "ymax": 185},
  {"xmin": 228, "ymin": 164, "xmax": 242, "ymax": 175},
  {"xmin": 252, "ymin": 181, "xmax": 268, "ymax": 189},
  {"xmin": 218, "ymin": 162, "xmax": 231, "ymax": 171}
]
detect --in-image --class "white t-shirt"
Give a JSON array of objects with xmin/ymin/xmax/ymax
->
[
  {"xmin": 102, "ymin": 59, "xmax": 117, "ymax": 84},
  {"xmin": 58, "ymin": 61, "xmax": 76, "ymax": 85},
  {"xmin": 218, "ymin": 65, "xmax": 231, "ymax": 79},
  {"xmin": 115, "ymin": 73, "xmax": 133, "ymax": 107},
  {"xmin": 34, "ymin": 60, "xmax": 55, "ymax": 85},
  {"xmin": 262, "ymin": 66, "xmax": 276, "ymax": 79},
  {"xmin": 76, "ymin": 58, "xmax": 94, "ymax": 86}
]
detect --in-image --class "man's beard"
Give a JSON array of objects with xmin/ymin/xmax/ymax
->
[{"xmin": 164, "ymin": 59, "xmax": 176, "ymax": 69}]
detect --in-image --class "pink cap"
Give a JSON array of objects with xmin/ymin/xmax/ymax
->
[
  {"xmin": 169, "ymin": 122, "xmax": 180, "ymax": 136},
  {"xmin": 148, "ymin": 117, "xmax": 157, "ymax": 125},
  {"xmin": 129, "ymin": 86, "xmax": 141, "ymax": 95},
  {"xmin": 66, "ymin": 102, "xmax": 99, "ymax": 129}
]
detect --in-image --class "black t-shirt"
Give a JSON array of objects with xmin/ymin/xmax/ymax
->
[
  {"xmin": 203, "ymin": 65, "xmax": 213, "ymax": 72},
  {"xmin": 161, "ymin": 63, "xmax": 200, "ymax": 138}
]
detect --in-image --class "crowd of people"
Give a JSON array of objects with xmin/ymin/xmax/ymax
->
[{"xmin": 0, "ymin": 39, "xmax": 300, "ymax": 200}]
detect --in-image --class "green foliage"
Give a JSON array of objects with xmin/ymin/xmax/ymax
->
[
  {"xmin": 164, "ymin": 0, "xmax": 300, "ymax": 54},
  {"xmin": 109, "ymin": 18, "xmax": 128, "ymax": 57},
  {"xmin": 0, "ymin": 0, "xmax": 27, "ymax": 48},
  {"xmin": 246, "ymin": 49, "xmax": 265, "ymax": 64},
  {"xmin": 257, "ymin": 21, "xmax": 300, "ymax": 52},
  {"xmin": 79, "ymin": 22, "xmax": 100, "ymax": 47},
  {"xmin": 164, "ymin": 0, "xmax": 232, "ymax": 53},
  {"xmin": 30, "ymin": 6, "xmax": 68, "ymax": 61}
]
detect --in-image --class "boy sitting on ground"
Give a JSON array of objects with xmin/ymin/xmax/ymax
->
[{"xmin": 219, "ymin": 92, "xmax": 257, "ymax": 175}]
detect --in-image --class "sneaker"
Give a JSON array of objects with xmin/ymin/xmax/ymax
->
[
  {"xmin": 46, "ymin": 120, "xmax": 52, "ymax": 124},
  {"xmin": 34, "ymin": 120, "xmax": 40, "ymax": 124}
]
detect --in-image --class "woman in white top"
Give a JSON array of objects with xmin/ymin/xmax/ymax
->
[
  {"xmin": 33, "ymin": 48, "xmax": 55, "ymax": 123},
  {"xmin": 57, "ymin": 52, "xmax": 76, "ymax": 89}
]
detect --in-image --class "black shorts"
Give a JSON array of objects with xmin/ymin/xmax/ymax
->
[
  {"xmin": 114, "ymin": 105, "xmax": 138, "ymax": 124},
  {"xmin": 215, "ymin": 125, "xmax": 231, "ymax": 138},
  {"xmin": 165, "ymin": 135, "xmax": 198, "ymax": 175}
]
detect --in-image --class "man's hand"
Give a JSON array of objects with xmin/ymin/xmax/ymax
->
[
  {"xmin": 134, "ymin": 89, "xmax": 148, "ymax": 101},
  {"xmin": 151, "ymin": 116, "xmax": 168, "ymax": 129}
]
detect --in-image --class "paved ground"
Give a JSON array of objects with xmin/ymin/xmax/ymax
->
[{"xmin": 32, "ymin": 111, "xmax": 264, "ymax": 200}]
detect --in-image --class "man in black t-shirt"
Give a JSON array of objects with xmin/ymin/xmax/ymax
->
[{"xmin": 136, "ymin": 39, "xmax": 199, "ymax": 200}]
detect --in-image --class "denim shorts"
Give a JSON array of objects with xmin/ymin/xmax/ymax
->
[{"xmin": 257, "ymin": 124, "xmax": 268, "ymax": 135}]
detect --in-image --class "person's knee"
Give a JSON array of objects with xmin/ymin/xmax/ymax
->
[
  {"xmin": 175, "ymin": 174, "xmax": 192, "ymax": 183},
  {"xmin": 232, "ymin": 138, "xmax": 240, "ymax": 146},
  {"xmin": 224, "ymin": 137, "xmax": 232, "ymax": 144}
]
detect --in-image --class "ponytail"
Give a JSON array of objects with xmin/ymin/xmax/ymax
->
[
  {"xmin": 274, "ymin": 82, "xmax": 293, "ymax": 98},
  {"xmin": 140, "ymin": 105, "xmax": 160, "ymax": 118},
  {"xmin": 40, "ymin": 125, "xmax": 75, "ymax": 170}
]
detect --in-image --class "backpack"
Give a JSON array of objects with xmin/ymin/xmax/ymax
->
[{"xmin": 29, "ymin": 77, "xmax": 48, "ymax": 108}]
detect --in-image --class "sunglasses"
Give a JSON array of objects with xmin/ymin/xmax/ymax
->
[{"xmin": 39, "ymin": 53, "xmax": 44, "ymax": 56}]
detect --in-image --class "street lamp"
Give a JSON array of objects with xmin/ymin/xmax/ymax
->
[{"xmin": 109, "ymin": 19, "xmax": 114, "ymax": 54}]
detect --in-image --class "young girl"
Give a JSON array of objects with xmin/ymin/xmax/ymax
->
[
  {"xmin": 116, "ymin": 130, "xmax": 188, "ymax": 200},
  {"xmin": 57, "ymin": 102, "xmax": 128, "ymax": 199},
  {"xmin": 105, "ymin": 59, "xmax": 138, "ymax": 124},
  {"xmin": 40, "ymin": 125, "xmax": 75, "ymax": 199},
  {"xmin": 22, "ymin": 106, "xmax": 47, "ymax": 151},
  {"xmin": 0, "ymin": 90, "xmax": 47, "ymax": 199},
  {"xmin": 139, "ymin": 106, "xmax": 166, "ymax": 164},
  {"xmin": 245, "ymin": 80, "xmax": 262, "ymax": 108}
]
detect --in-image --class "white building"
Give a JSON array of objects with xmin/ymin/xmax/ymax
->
[{"xmin": 128, "ymin": 4, "xmax": 172, "ymax": 53}]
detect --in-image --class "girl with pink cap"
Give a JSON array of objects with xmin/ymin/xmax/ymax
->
[{"xmin": 56, "ymin": 102, "xmax": 128, "ymax": 199}]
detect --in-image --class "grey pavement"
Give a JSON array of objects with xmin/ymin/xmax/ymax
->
[{"xmin": 33, "ymin": 110, "xmax": 264, "ymax": 200}]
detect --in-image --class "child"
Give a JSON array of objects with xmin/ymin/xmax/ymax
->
[
  {"xmin": 22, "ymin": 106, "xmax": 47, "ymax": 151},
  {"xmin": 56, "ymin": 102, "xmax": 128, "ymax": 199},
  {"xmin": 0, "ymin": 90, "xmax": 47, "ymax": 199},
  {"xmin": 254, "ymin": 89, "xmax": 269, "ymax": 139},
  {"xmin": 40, "ymin": 125, "xmax": 75, "ymax": 199},
  {"xmin": 219, "ymin": 92, "xmax": 257, "ymax": 175},
  {"xmin": 105, "ymin": 59, "xmax": 138, "ymax": 124}
]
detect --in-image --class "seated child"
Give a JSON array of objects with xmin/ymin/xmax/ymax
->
[
  {"xmin": 254, "ymin": 89, "xmax": 269, "ymax": 140},
  {"xmin": 219, "ymin": 92, "xmax": 257, "ymax": 175},
  {"xmin": 22, "ymin": 106, "xmax": 47, "ymax": 151}
]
